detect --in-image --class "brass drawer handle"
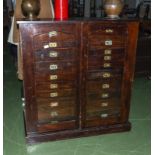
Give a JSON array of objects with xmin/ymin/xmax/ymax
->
[
  {"xmin": 49, "ymin": 64, "xmax": 58, "ymax": 70},
  {"xmin": 50, "ymin": 75, "xmax": 58, "ymax": 80},
  {"xmin": 50, "ymin": 102, "xmax": 59, "ymax": 107},
  {"xmin": 105, "ymin": 40, "xmax": 112, "ymax": 46},
  {"xmin": 44, "ymin": 42, "xmax": 57, "ymax": 49},
  {"xmin": 49, "ymin": 31, "xmax": 57, "ymax": 37},
  {"xmin": 49, "ymin": 51, "xmax": 58, "ymax": 58},
  {"xmin": 101, "ymin": 113, "xmax": 108, "ymax": 118},
  {"xmin": 50, "ymin": 92, "xmax": 58, "ymax": 97},
  {"xmin": 49, "ymin": 42, "xmax": 57, "ymax": 48},
  {"xmin": 105, "ymin": 29, "xmax": 113, "ymax": 33},
  {"xmin": 103, "ymin": 63, "xmax": 111, "ymax": 68},
  {"xmin": 102, "ymin": 84, "xmax": 110, "ymax": 89},
  {"xmin": 103, "ymin": 73, "xmax": 111, "ymax": 78},
  {"xmin": 104, "ymin": 56, "xmax": 111, "ymax": 61},
  {"xmin": 44, "ymin": 44, "xmax": 49, "ymax": 49},
  {"xmin": 101, "ymin": 102, "xmax": 108, "ymax": 107},
  {"xmin": 104, "ymin": 49, "xmax": 112, "ymax": 55},
  {"xmin": 101, "ymin": 93, "xmax": 109, "ymax": 98},
  {"xmin": 50, "ymin": 111, "xmax": 58, "ymax": 117},
  {"xmin": 50, "ymin": 84, "xmax": 58, "ymax": 89}
]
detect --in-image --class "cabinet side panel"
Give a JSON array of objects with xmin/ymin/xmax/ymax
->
[
  {"xmin": 19, "ymin": 24, "xmax": 37, "ymax": 133},
  {"xmin": 121, "ymin": 22, "xmax": 139, "ymax": 122}
]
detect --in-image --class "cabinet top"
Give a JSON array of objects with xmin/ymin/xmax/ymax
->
[{"xmin": 17, "ymin": 17, "xmax": 139, "ymax": 24}]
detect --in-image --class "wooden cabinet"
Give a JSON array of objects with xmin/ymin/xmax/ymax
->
[{"xmin": 18, "ymin": 19, "xmax": 139, "ymax": 144}]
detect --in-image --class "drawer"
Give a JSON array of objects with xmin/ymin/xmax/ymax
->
[
  {"xmin": 85, "ymin": 112, "xmax": 121, "ymax": 128},
  {"xmin": 38, "ymin": 106, "xmax": 76, "ymax": 123},
  {"xmin": 87, "ymin": 91, "xmax": 121, "ymax": 100},
  {"xmin": 88, "ymin": 23, "xmax": 127, "ymax": 36},
  {"xmin": 35, "ymin": 88, "xmax": 76, "ymax": 98},
  {"xmin": 34, "ymin": 48, "xmax": 77, "ymax": 62},
  {"xmin": 86, "ymin": 102, "xmax": 120, "ymax": 114},
  {"xmin": 88, "ymin": 48, "xmax": 125, "ymax": 58},
  {"xmin": 88, "ymin": 59, "xmax": 124, "ymax": 70},
  {"xmin": 86, "ymin": 79, "xmax": 122, "ymax": 93},
  {"xmin": 37, "ymin": 120, "xmax": 77, "ymax": 133},
  {"xmin": 86, "ymin": 107, "xmax": 121, "ymax": 119},
  {"xmin": 86, "ymin": 97, "xmax": 121, "ymax": 106},
  {"xmin": 36, "ymin": 97, "xmax": 76, "ymax": 108},
  {"xmin": 86, "ymin": 69, "xmax": 123, "ymax": 80},
  {"xmin": 35, "ymin": 72, "xmax": 77, "ymax": 82},
  {"xmin": 35, "ymin": 61, "xmax": 77, "ymax": 74},
  {"xmin": 33, "ymin": 28, "xmax": 76, "ymax": 42},
  {"xmin": 89, "ymin": 35, "xmax": 126, "ymax": 48},
  {"xmin": 34, "ymin": 40, "xmax": 77, "ymax": 51},
  {"xmin": 35, "ymin": 82, "xmax": 76, "ymax": 92}
]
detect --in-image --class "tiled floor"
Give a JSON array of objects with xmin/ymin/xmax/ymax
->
[{"xmin": 4, "ymin": 46, "xmax": 151, "ymax": 155}]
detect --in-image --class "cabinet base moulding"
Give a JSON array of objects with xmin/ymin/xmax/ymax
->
[{"xmin": 26, "ymin": 122, "xmax": 131, "ymax": 144}]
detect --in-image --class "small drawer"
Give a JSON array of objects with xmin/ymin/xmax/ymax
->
[
  {"xmin": 87, "ymin": 91, "xmax": 121, "ymax": 100},
  {"xmin": 33, "ymin": 29, "xmax": 76, "ymax": 43},
  {"xmin": 85, "ymin": 112, "xmax": 121, "ymax": 128},
  {"xmin": 38, "ymin": 106, "xmax": 76, "ymax": 123},
  {"xmin": 35, "ymin": 88, "xmax": 76, "ymax": 98},
  {"xmin": 34, "ymin": 48, "xmax": 77, "ymax": 62},
  {"xmin": 35, "ymin": 82, "xmax": 76, "ymax": 92},
  {"xmin": 36, "ymin": 97, "xmax": 76, "ymax": 109},
  {"xmin": 35, "ymin": 72, "xmax": 77, "ymax": 82},
  {"xmin": 89, "ymin": 35, "xmax": 126, "ymax": 48},
  {"xmin": 86, "ymin": 107, "xmax": 121, "ymax": 118},
  {"xmin": 88, "ymin": 48, "xmax": 125, "ymax": 58},
  {"xmin": 35, "ymin": 61, "xmax": 77, "ymax": 74},
  {"xmin": 34, "ymin": 40, "xmax": 77, "ymax": 51},
  {"xmin": 86, "ymin": 97, "xmax": 121, "ymax": 106},
  {"xmin": 37, "ymin": 120, "xmax": 77, "ymax": 133},
  {"xmin": 86, "ymin": 79, "xmax": 122, "ymax": 93},
  {"xmin": 88, "ymin": 23, "xmax": 127, "ymax": 36},
  {"xmin": 86, "ymin": 69, "xmax": 123, "ymax": 80}
]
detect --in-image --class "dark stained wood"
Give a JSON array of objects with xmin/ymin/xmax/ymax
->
[{"xmin": 18, "ymin": 19, "xmax": 139, "ymax": 144}]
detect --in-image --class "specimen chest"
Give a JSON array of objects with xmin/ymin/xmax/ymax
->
[{"xmin": 18, "ymin": 19, "xmax": 139, "ymax": 144}]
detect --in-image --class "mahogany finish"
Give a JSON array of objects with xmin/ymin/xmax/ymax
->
[{"xmin": 17, "ymin": 19, "xmax": 139, "ymax": 144}]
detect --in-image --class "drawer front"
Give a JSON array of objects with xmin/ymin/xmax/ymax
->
[
  {"xmin": 88, "ymin": 48, "xmax": 125, "ymax": 57},
  {"xmin": 37, "ymin": 120, "xmax": 77, "ymax": 133},
  {"xmin": 86, "ymin": 70, "xmax": 123, "ymax": 80},
  {"xmin": 86, "ymin": 97, "xmax": 120, "ymax": 106},
  {"xmin": 34, "ymin": 41, "xmax": 77, "ymax": 51},
  {"xmin": 87, "ymin": 91, "xmax": 121, "ymax": 100},
  {"xmin": 35, "ymin": 72, "xmax": 77, "ymax": 82},
  {"xmin": 86, "ymin": 78, "xmax": 122, "ymax": 93},
  {"xmin": 86, "ymin": 101, "xmax": 121, "ymax": 114},
  {"xmin": 35, "ymin": 82, "xmax": 76, "ymax": 92},
  {"xmin": 88, "ymin": 23, "xmax": 127, "ymax": 36},
  {"xmin": 85, "ymin": 114, "xmax": 121, "ymax": 128},
  {"xmin": 89, "ymin": 35, "xmax": 126, "ymax": 48},
  {"xmin": 88, "ymin": 59, "xmax": 124, "ymax": 70},
  {"xmin": 86, "ymin": 108, "xmax": 121, "ymax": 119},
  {"xmin": 34, "ymin": 48, "xmax": 77, "ymax": 62},
  {"xmin": 37, "ymin": 97, "xmax": 76, "ymax": 109},
  {"xmin": 38, "ymin": 106, "xmax": 76, "ymax": 122},
  {"xmin": 35, "ymin": 61, "xmax": 77, "ymax": 73},
  {"xmin": 35, "ymin": 88, "xmax": 76, "ymax": 98}
]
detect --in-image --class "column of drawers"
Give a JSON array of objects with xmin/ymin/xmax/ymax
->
[
  {"xmin": 32, "ymin": 24, "xmax": 79, "ymax": 132},
  {"xmin": 85, "ymin": 23, "xmax": 128, "ymax": 127}
]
